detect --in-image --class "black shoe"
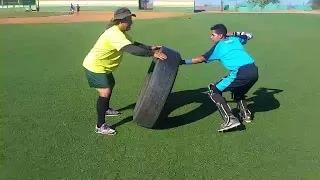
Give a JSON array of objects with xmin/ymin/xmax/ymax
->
[{"xmin": 105, "ymin": 108, "xmax": 121, "ymax": 116}]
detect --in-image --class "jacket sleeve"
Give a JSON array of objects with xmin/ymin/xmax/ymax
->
[{"xmin": 122, "ymin": 44, "xmax": 154, "ymax": 57}]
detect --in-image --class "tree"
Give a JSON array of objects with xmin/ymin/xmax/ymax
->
[
  {"xmin": 248, "ymin": 0, "xmax": 280, "ymax": 7},
  {"xmin": 309, "ymin": 0, "xmax": 320, "ymax": 9}
]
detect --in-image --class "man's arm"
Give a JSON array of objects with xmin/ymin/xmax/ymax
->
[
  {"xmin": 121, "ymin": 44, "xmax": 167, "ymax": 60},
  {"xmin": 228, "ymin": 31, "xmax": 253, "ymax": 40},
  {"xmin": 180, "ymin": 56, "xmax": 206, "ymax": 65},
  {"xmin": 110, "ymin": 35, "xmax": 154, "ymax": 57},
  {"xmin": 227, "ymin": 31, "xmax": 253, "ymax": 45},
  {"xmin": 133, "ymin": 41, "xmax": 162, "ymax": 51},
  {"xmin": 133, "ymin": 41, "xmax": 152, "ymax": 51},
  {"xmin": 180, "ymin": 45, "xmax": 217, "ymax": 65},
  {"xmin": 110, "ymin": 33, "xmax": 157, "ymax": 56},
  {"xmin": 121, "ymin": 44, "xmax": 154, "ymax": 57}
]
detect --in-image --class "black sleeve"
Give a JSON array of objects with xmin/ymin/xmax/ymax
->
[
  {"xmin": 133, "ymin": 41, "xmax": 152, "ymax": 50},
  {"xmin": 202, "ymin": 45, "xmax": 217, "ymax": 60},
  {"xmin": 122, "ymin": 44, "xmax": 154, "ymax": 57}
]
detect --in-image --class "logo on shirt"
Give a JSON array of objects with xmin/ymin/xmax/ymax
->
[{"xmin": 224, "ymin": 39, "xmax": 234, "ymax": 44}]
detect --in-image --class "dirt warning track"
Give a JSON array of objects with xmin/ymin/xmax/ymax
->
[{"xmin": 0, "ymin": 11, "xmax": 191, "ymax": 24}]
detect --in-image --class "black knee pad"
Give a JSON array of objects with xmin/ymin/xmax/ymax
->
[
  {"xmin": 207, "ymin": 84, "xmax": 226, "ymax": 105},
  {"xmin": 208, "ymin": 83, "xmax": 222, "ymax": 95},
  {"xmin": 207, "ymin": 88, "xmax": 233, "ymax": 116},
  {"xmin": 209, "ymin": 93, "xmax": 226, "ymax": 104}
]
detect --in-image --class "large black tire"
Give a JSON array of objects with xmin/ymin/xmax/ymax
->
[{"xmin": 133, "ymin": 46, "xmax": 181, "ymax": 128}]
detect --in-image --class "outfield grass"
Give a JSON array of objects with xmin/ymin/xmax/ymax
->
[
  {"xmin": 2, "ymin": 13, "xmax": 320, "ymax": 179},
  {"xmin": 0, "ymin": 11, "xmax": 69, "ymax": 18}
]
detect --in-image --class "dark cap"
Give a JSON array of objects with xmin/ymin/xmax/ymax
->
[{"xmin": 113, "ymin": 7, "xmax": 136, "ymax": 20}]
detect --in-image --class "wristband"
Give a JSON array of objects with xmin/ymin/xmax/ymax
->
[{"xmin": 185, "ymin": 59, "xmax": 193, "ymax": 64}]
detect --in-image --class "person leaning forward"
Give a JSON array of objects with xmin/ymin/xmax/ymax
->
[{"xmin": 82, "ymin": 7, "xmax": 167, "ymax": 135}]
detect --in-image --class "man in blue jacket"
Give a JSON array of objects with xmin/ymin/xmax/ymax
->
[{"xmin": 180, "ymin": 24, "xmax": 259, "ymax": 132}]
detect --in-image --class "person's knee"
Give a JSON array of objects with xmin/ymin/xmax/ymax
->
[
  {"xmin": 208, "ymin": 83, "xmax": 226, "ymax": 104},
  {"xmin": 97, "ymin": 88, "xmax": 112, "ymax": 98},
  {"xmin": 208, "ymin": 83, "xmax": 222, "ymax": 95}
]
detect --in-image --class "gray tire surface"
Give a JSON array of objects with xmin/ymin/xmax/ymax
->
[{"xmin": 133, "ymin": 46, "xmax": 181, "ymax": 128}]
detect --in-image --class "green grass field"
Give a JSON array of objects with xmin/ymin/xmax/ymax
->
[{"xmin": 2, "ymin": 13, "xmax": 320, "ymax": 179}]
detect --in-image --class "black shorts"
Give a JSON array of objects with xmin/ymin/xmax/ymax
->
[{"xmin": 213, "ymin": 63, "xmax": 258, "ymax": 98}]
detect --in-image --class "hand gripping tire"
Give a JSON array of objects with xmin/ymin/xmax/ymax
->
[{"xmin": 133, "ymin": 46, "xmax": 181, "ymax": 128}]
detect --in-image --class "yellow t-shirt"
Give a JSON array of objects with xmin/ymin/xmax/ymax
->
[{"xmin": 82, "ymin": 25, "xmax": 133, "ymax": 73}]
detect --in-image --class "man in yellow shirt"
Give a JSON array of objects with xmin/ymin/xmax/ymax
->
[{"xmin": 83, "ymin": 7, "xmax": 167, "ymax": 135}]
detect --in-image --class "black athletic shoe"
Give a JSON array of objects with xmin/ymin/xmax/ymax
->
[{"xmin": 105, "ymin": 108, "xmax": 121, "ymax": 116}]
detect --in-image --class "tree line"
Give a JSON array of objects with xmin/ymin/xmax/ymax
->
[{"xmin": 247, "ymin": 0, "xmax": 319, "ymax": 9}]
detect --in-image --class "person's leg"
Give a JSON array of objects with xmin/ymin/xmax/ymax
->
[
  {"xmin": 232, "ymin": 90, "xmax": 251, "ymax": 122},
  {"xmin": 96, "ymin": 88, "xmax": 112, "ymax": 127},
  {"xmin": 232, "ymin": 64, "xmax": 259, "ymax": 122},
  {"xmin": 84, "ymin": 68, "xmax": 116, "ymax": 135},
  {"xmin": 233, "ymin": 77, "xmax": 258, "ymax": 122},
  {"xmin": 104, "ymin": 73, "xmax": 121, "ymax": 116},
  {"xmin": 208, "ymin": 81, "xmax": 241, "ymax": 132}
]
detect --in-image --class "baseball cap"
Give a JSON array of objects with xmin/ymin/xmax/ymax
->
[{"xmin": 113, "ymin": 7, "xmax": 136, "ymax": 20}]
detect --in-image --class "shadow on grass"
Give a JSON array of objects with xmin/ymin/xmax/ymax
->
[
  {"xmin": 112, "ymin": 87, "xmax": 283, "ymax": 131},
  {"xmin": 228, "ymin": 87, "xmax": 284, "ymax": 120},
  {"xmin": 155, "ymin": 87, "xmax": 217, "ymax": 129},
  {"xmin": 111, "ymin": 87, "xmax": 215, "ymax": 129}
]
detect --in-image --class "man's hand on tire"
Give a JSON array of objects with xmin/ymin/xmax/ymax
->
[
  {"xmin": 153, "ymin": 50, "xmax": 167, "ymax": 60},
  {"xmin": 151, "ymin": 46, "xmax": 162, "ymax": 51}
]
